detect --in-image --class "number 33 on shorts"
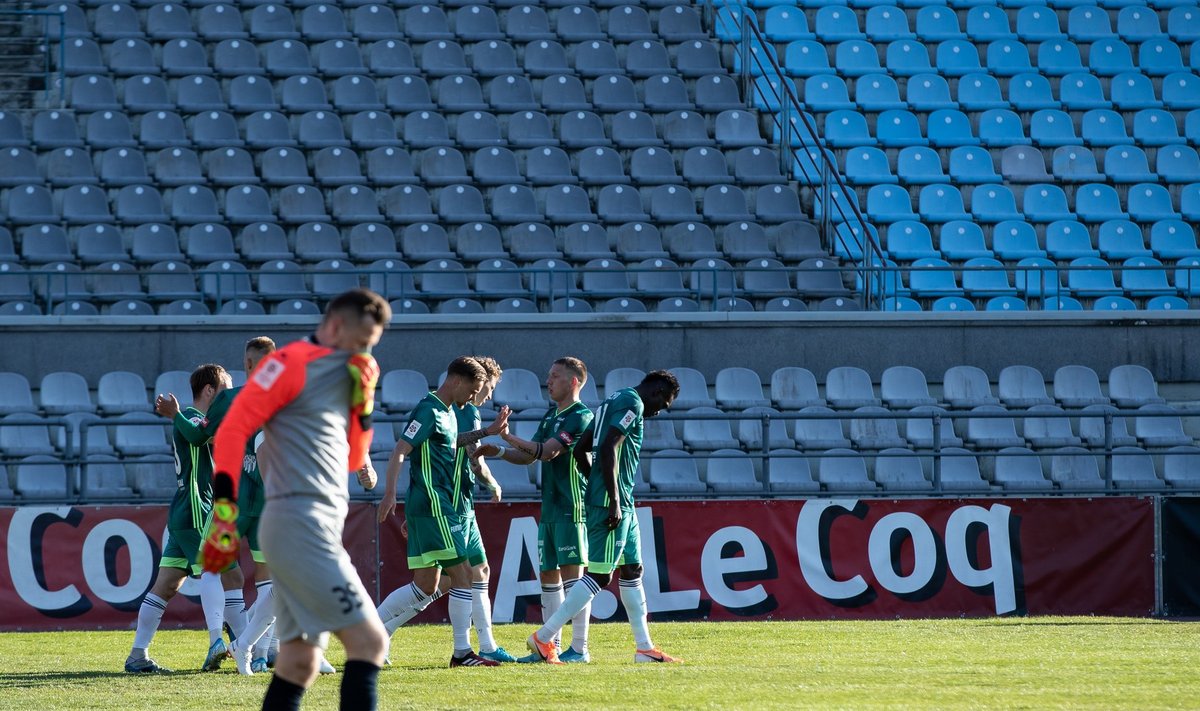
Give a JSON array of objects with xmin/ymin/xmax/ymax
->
[{"xmin": 331, "ymin": 583, "xmax": 364, "ymax": 615}]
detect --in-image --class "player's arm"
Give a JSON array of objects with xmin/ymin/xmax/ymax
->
[
  {"xmin": 377, "ymin": 439, "xmax": 413, "ymax": 521},
  {"xmin": 500, "ymin": 430, "xmax": 568, "ymax": 462},
  {"xmin": 457, "ymin": 406, "xmax": 511, "ymax": 448},
  {"xmin": 598, "ymin": 427, "xmax": 624, "ymax": 530},
  {"xmin": 471, "ymin": 454, "xmax": 502, "ymax": 502},
  {"xmin": 572, "ymin": 427, "xmax": 595, "ymax": 479}
]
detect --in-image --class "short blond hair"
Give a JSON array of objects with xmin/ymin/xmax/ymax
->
[{"xmin": 472, "ymin": 355, "xmax": 503, "ymax": 383}]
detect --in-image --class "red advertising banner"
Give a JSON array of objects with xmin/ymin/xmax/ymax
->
[{"xmin": 0, "ymin": 497, "xmax": 1155, "ymax": 631}]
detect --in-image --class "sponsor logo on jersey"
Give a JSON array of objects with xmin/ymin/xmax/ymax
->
[
  {"xmin": 253, "ymin": 359, "xmax": 286, "ymax": 390},
  {"xmin": 404, "ymin": 421, "xmax": 422, "ymax": 438},
  {"xmin": 242, "ymin": 454, "xmax": 256, "ymax": 473},
  {"xmin": 188, "ymin": 416, "xmax": 205, "ymax": 427},
  {"xmin": 557, "ymin": 431, "xmax": 574, "ymax": 445},
  {"xmin": 619, "ymin": 410, "xmax": 637, "ymax": 428}
]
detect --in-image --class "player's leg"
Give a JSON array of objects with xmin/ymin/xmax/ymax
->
[
  {"xmin": 529, "ymin": 509, "xmax": 624, "ymax": 662},
  {"xmin": 559, "ymin": 561, "xmax": 590, "ymax": 661},
  {"xmin": 234, "ymin": 521, "xmax": 276, "ymax": 674},
  {"xmin": 126, "ymin": 563, "xmax": 187, "ymax": 673},
  {"xmin": 221, "ymin": 563, "xmax": 248, "ymax": 640},
  {"xmin": 174, "ymin": 525, "xmax": 229, "ymax": 670},
  {"xmin": 332, "ymin": 616, "xmax": 387, "ymax": 711},
  {"xmin": 466, "ymin": 516, "xmax": 513, "ymax": 662},
  {"xmin": 618, "ymin": 515, "xmax": 680, "ymax": 664},
  {"xmin": 537, "ymin": 521, "xmax": 565, "ymax": 649},
  {"xmin": 377, "ymin": 514, "xmax": 450, "ymax": 634},
  {"xmin": 444, "ymin": 558, "xmax": 495, "ymax": 666}
]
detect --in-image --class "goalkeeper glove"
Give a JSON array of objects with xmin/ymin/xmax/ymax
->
[{"xmin": 200, "ymin": 497, "xmax": 240, "ymax": 573}]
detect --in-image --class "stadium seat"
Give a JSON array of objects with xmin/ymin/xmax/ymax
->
[
  {"xmin": 1083, "ymin": 110, "xmax": 1134, "ymax": 147},
  {"xmin": 1111, "ymin": 446, "xmax": 1167, "ymax": 489},
  {"xmin": 818, "ymin": 449, "xmax": 877, "ymax": 492},
  {"xmin": 1164, "ymin": 447, "xmax": 1200, "ymax": 487},
  {"xmin": 1109, "ymin": 365, "xmax": 1166, "ymax": 408},
  {"xmin": 682, "ymin": 407, "xmax": 740, "ymax": 451}
]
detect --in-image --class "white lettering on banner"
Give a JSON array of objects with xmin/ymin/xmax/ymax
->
[
  {"xmin": 492, "ymin": 516, "xmax": 541, "ymax": 624},
  {"xmin": 82, "ymin": 519, "xmax": 155, "ymax": 606},
  {"xmin": 637, "ymin": 507, "xmax": 701, "ymax": 614},
  {"xmin": 945, "ymin": 504, "xmax": 1017, "ymax": 615},
  {"xmin": 868, "ymin": 512, "xmax": 937, "ymax": 595},
  {"xmin": 7, "ymin": 507, "xmax": 84, "ymax": 612},
  {"xmin": 796, "ymin": 499, "xmax": 870, "ymax": 600},
  {"xmin": 701, "ymin": 525, "xmax": 769, "ymax": 610}
]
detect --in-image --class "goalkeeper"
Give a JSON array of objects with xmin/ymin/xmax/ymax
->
[{"xmin": 211, "ymin": 289, "xmax": 391, "ymax": 711}]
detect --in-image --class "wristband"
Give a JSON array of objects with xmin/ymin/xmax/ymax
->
[{"xmin": 492, "ymin": 446, "xmax": 507, "ymax": 459}]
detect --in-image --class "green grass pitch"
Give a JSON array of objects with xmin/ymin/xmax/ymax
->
[{"xmin": 0, "ymin": 618, "xmax": 1197, "ymax": 710}]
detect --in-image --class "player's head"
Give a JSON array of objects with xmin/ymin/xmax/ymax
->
[
  {"xmin": 190, "ymin": 363, "xmax": 231, "ymax": 407},
  {"xmin": 471, "ymin": 355, "xmax": 502, "ymax": 406},
  {"xmin": 445, "ymin": 356, "xmax": 488, "ymax": 407},
  {"xmin": 319, "ymin": 288, "xmax": 391, "ymax": 352},
  {"xmin": 244, "ymin": 336, "xmax": 277, "ymax": 372},
  {"xmin": 547, "ymin": 356, "xmax": 587, "ymax": 403},
  {"xmin": 637, "ymin": 370, "xmax": 679, "ymax": 417}
]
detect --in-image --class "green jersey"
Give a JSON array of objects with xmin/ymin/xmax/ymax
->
[
  {"xmin": 451, "ymin": 403, "xmax": 481, "ymax": 514},
  {"xmin": 586, "ymin": 388, "xmax": 643, "ymax": 512},
  {"xmin": 168, "ymin": 406, "xmax": 215, "ymax": 531},
  {"xmin": 173, "ymin": 386, "xmax": 265, "ymax": 518},
  {"xmin": 535, "ymin": 401, "xmax": 593, "ymax": 523},
  {"xmin": 400, "ymin": 392, "xmax": 458, "ymax": 518}
]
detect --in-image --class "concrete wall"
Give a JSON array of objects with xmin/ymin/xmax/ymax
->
[{"xmin": 2, "ymin": 312, "xmax": 1197, "ymax": 386}]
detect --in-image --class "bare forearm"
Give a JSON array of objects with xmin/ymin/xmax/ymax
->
[
  {"xmin": 384, "ymin": 448, "xmax": 406, "ymax": 496},
  {"xmin": 457, "ymin": 428, "xmax": 490, "ymax": 448}
]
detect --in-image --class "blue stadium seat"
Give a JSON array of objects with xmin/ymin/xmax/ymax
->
[
  {"xmin": 1059, "ymin": 72, "xmax": 1109, "ymax": 110},
  {"xmin": 824, "ymin": 110, "xmax": 872, "ymax": 147},
  {"xmin": 544, "ymin": 184, "xmax": 596, "ymax": 224},
  {"xmin": 1015, "ymin": 257, "xmax": 1062, "ymax": 298},
  {"xmin": 946, "ymin": 146, "xmax": 1000, "ymax": 185},
  {"xmin": 1111, "ymin": 72, "xmax": 1160, "ymax": 110},
  {"xmin": 1140, "ymin": 38, "xmax": 1186, "ymax": 76},
  {"xmin": 1105, "ymin": 146, "xmax": 1158, "ymax": 183},
  {"xmin": 816, "ymin": 6, "xmax": 865, "ymax": 41},
  {"xmin": 937, "ymin": 39, "xmax": 984, "ymax": 76},
  {"xmin": 885, "ymin": 221, "xmax": 939, "ymax": 260},
  {"xmin": 915, "ymin": 7, "xmax": 962, "ymax": 41},
  {"xmin": 764, "ymin": 6, "xmax": 814, "ymax": 41},
  {"xmin": 941, "ymin": 220, "xmax": 994, "ymax": 259},
  {"xmin": 1038, "ymin": 40, "xmax": 1085, "ymax": 75},
  {"xmin": 1082, "ymin": 109, "xmax": 1134, "ymax": 146},
  {"xmin": 1098, "ymin": 221, "xmax": 1151, "ymax": 260},
  {"xmin": 918, "ymin": 185, "xmax": 970, "ymax": 222},
  {"xmin": 733, "ymin": 146, "xmax": 785, "ymax": 185},
  {"xmin": 1092, "ymin": 295, "xmax": 1136, "ymax": 311},
  {"xmin": 1052, "ymin": 146, "xmax": 1105, "ymax": 182},
  {"xmin": 1176, "ymin": 257, "xmax": 1200, "ymax": 297},
  {"xmin": 1163, "ymin": 72, "xmax": 1200, "ymax": 109},
  {"xmin": 1075, "ymin": 183, "xmax": 1130, "ymax": 222},
  {"xmin": 994, "ymin": 220, "xmax": 1047, "ymax": 260},
  {"xmin": 369, "ymin": 41, "xmax": 419, "ymax": 77},
  {"xmin": 876, "ymin": 109, "xmax": 925, "ymax": 147},
  {"xmin": 967, "ymin": 6, "xmax": 1014, "ymax": 40},
  {"xmin": 854, "ymin": 73, "xmax": 905, "ymax": 111},
  {"xmin": 675, "ymin": 40, "xmax": 724, "ymax": 78},
  {"xmin": 1030, "ymin": 109, "xmax": 1083, "ymax": 147},
  {"xmin": 927, "ymin": 109, "xmax": 975, "ymax": 147},
  {"xmin": 1127, "ymin": 183, "xmax": 1181, "ymax": 221},
  {"xmin": 1068, "ymin": 6, "xmax": 1112, "ymax": 42},
  {"xmin": 979, "ymin": 109, "xmax": 1031, "ymax": 146},
  {"xmin": 835, "ymin": 40, "xmax": 883, "ymax": 77},
  {"xmin": 1151, "ymin": 220, "xmax": 1200, "ymax": 259},
  {"xmin": 71, "ymin": 75, "xmax": 120, "ymax": 111},
  {"xmin": 1024, "ymin": 184, "xmax": 1076, "ymax": 222},
  {"xmin": 1068, "ymin": 256, "xmax": 1122, "ymax": 297},
  {"xmin": 962, "ymin": 257, "xmax": 1016, "ymax": 297},
  {"xmin": 971, "ymin": 185, "xmax": 1022, "ymax": 222},
  {"xmin": 1045, "ymin": 220, "xmax": 1100, "ymax": 260},
  {"xmin": 986, "ymin": 39, "xmax": 1033, "ymax": 76},
  {"xmin": 986, "ymin": 296, "xmax": 1027, "ymax": 311},
  {"xmin": 846, "ymin": 147, "xmax": 897, "ymax": 185},
  {"xmin": 756, "ymin": 185, "xmax": 805, "ymax": 223},
  {"xmin": 1168, "ymin": 6, "xmax": 1200, "ymax": 42},
  {"xmin": 784, "ymin": 40, "xmax": 833, "ymax": 77},
  {"xmin": 1133, "ymin": 109, "xmax": 1184, "ymax": 147},
  {"xmin": 907, "ymin": 72, "xmax": 956, "ymax": 110},
  {"xmin": 804, "ymin": 75, "xmax": 855, "ymax": 111},
  {"xmin": 1090, "ymin": 38, "xmax": 1136, "ymax": 76},
  {"xmin": 1117, "ymin": 6, "xmax": 1161, "ymax": 41},
  {"xmin": 895, "ymin": 146, "xmax": 947, "ymax": 184},
  {"xmin": 420, "ymin": 40, "xmax": 469, "ymax": 77},
  {"xmin": 909, "ymin": 258, "xmax": 963, "ymax": 298},
  {"xmin": 1008, "ymin": 73, "xmax": 1058, "ymax": 111},
  {"xmin": 1147, "ymin": 295, "xmax": 1189, "ymax": 311},
  {"xmin": 867, "ymin": 185, "xmax": 916, "ymax": 222},
  {"xmin": 886, "ymin": 39, "xmax": 934, "ymax": 76}
]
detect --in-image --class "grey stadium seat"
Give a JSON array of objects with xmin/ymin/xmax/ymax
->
[
  {"xmin": 647, "ymin": 450, "xmax": 706, "ymax": 494},
  {"xmin": 97, "ymin": 371, "xmax": 151, "ymax": 414},
  {"xmin": 965, "ymin": 405, "xmax": 1026, "ymax": 449},
  {"xmin": 992, "ymin": 447, "xmax": 1053, "ymax": 490},
  {"xmin": 715, "ymin": 367, "xmax": 770, "ymax": 409},
  {"xmin": 1108, "ymin": 365, "xmax": 1166, "ymax": 408},
  {"xmin": 795, "ymin": 406, "xmax": 852, "ymax": 450},
  {"xmin": 704, "ymin": 450, "xmax": 762, "ymax": 493},
  {"xmin": 681, "ymin": 406, "xmax": 739, "ymax": 450},
  {"xmin": 998, "ymin": 365, "xmax": 1055, "ymax": 408},
  {"xmin": 943, "ymin": 365, "xmax": 1000, "ymax": 408},
  {"xmin": 875, "ymin": 448, "xmax": 934, "ymax": 491},
  {"xmin": 112, "ymin": 411, "xmax": 170, "ymax": 456},
  {"xmin": 0, "ymin": 373, "xmax": 36, "ymax": 415},
  {"xmin": 881, "ymin": 366, "xmax": 938, "ymax": 408},
  {"xmin": 771, "ymin": 367, "xmax": 825, "ymax": 409},
  {"xmin": 819, "ymin": 449, "xmax": 877, "ymax": 491},
  {"xmin": 1053, "ymin": 365, "xmax": 1111, "ymax": 407},
  {"xmin": 1023, "ymin": 404, "xmax": 1083, "ymax": 448},
  {"xmin": 14, "ymin": 456, "xmax": 70, "ymax": 499},
  {"xmin": 825, "ymin": 366, "xmax": 880, "ymax": 409}
]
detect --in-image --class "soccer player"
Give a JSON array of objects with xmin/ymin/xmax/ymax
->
[
  {"xmin": 125, "ymin": 364, "xmax": 233, "ymax": 674},
  {"xmin": 376, "ymin": 356, "xmax": 509, "ymax": 668},
  {"xmin": 484, "ymin": 357, "xmax": 594, "ymax": 662},
  {"xmin": 374, "ymin": 357, "xmax": 512, "ymax": 661},
  {"xmin": 524, "ymin": 370, "xmax": 683, "ymax": 665},
  {"xmin": 209, "ymin": 288, "xmax": 391, "ymax": 710},
  {"xmin": 156, "ymin": 337, "xmax": 279, "ymax": 673}
]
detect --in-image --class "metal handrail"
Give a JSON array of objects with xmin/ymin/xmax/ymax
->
[
  {"xmin": 0, "ymin": 9, "xmax": 65, "ymax": 109},
  {"xmin": 708, "ymin": 3, "xmax": 886, "ymax": 310}
]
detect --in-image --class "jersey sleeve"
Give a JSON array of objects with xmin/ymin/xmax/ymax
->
[
  {"xmin": 203, "ymin": 389, "xmax": 234, "ymax": 434},
  {"xmin": 607, "ymin": 393, "xmax": 642, "ymax": 436},
  {"xmin": 212, "ymin": 350, "xmax": 305, "ymax": 497},
  {"xmin": 172, "ymin": 411, "xmax": 212, "ymax": 446},
  {"xmin": 555, "ymin": 407, "xmax": 592, "ymax": 448},
  {"xmin": 398, "ymin": 402, "xmax": 437, "ymax": 448}
]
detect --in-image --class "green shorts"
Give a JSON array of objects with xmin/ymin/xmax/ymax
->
[
  {"xmin": 585, "ymin": 506, "xmax": 640, "ymax": 576},
  {"xmin": 237, "ymin": 514, "xmax": 266, "ymax": 564},
  {"xmin": 161, "ymin": 527, "xmax": 203, "ymax": 575},
  {"xmin": 463, "ymin": 512, "xmax": 487, "ymax": 568},
  {"xmin": 539, "ymin": 518, "xmax": 587, "ymax": 572},
  {"xmin": 407, "ymin": 514, "xmax": 468, "ymax": 569}
]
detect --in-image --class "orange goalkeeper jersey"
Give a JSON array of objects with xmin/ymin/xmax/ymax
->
[{"xmin": 213, "ymin": 338, "xmax": 378, "ymax": 506}]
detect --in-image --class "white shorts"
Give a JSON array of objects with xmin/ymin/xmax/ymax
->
[{"xmin": 259, "ymin": 498, "xmax": 371, "ymax": 650}]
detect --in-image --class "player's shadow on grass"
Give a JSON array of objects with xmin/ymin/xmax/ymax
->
[{"xmin": 0, "ymin": 670, "xmax": 206, "ymax": 688}]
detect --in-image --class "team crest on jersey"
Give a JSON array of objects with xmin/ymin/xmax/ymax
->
[
  {"xmin": 243, "ymin": 454, "xmax": 256, "ymax": 472},
  {"xmin": 253, "ymin": 359, "xmax": 286, "ymax": 390},
  {"xmin": 404, "ymin": 421, "xmax": 422, "ymax": 438},
  {"xmin": 619, "ymin": 410, "xmax": 637, "ymax": 428},
  {"xmin": 557, "ymin": 431, "xmax": 574, "ymax": 445},
  {"xmin": 188, "ymin": 416, "xmax": 205, "ymax": 427}
]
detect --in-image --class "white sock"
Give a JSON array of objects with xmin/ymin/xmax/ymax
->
[
  {"xmin": 131, "ymin": 592, "xmax": 168, "ymax": 655},
  {"xmin": 563, "ymin": 578, "xmax": 591, "ymax": 653},
  {"xmin": 449, "ymin": 588, "xmax": 473, "ymax": 656},
  {"xmin": 620, "ymin": 577, "xmax": 653, "ymax": 650},
  {"xmin": 266, "ymin": 625, "xmax": 278, "ymax": 656},
  {"xmin": 198, "ymin": 572, "xmax": 226, "ymax": 645},
  {"xmin": 536, "ymin": 575, "xmax": 600, "ymax": 644},
  {"xmin": 472, "ymin": 581, "xmax": 498, "ymax": 654},
  {"xmin": 380, "ymin": 583, "xmax": 439, "ymax": 635},
  {"xmin": 540, "ymin": 582, "xmax": 564, "ymax": 647},
  {"xmin": 224, "ymin": 589, "xmax": 247, "ymax": 639},
  {"xmin": 243, "ymin": 581, "xmax": 275, "ymax": 657}
]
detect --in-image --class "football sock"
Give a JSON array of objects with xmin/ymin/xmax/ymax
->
[
  {"xmin": 620, "ymin": 577, "xmax": 653, "ymax": 650},
  {"xmin": 131, "ymin": 592, "xmax": 168, "ymax": 655},
  {"xmin": 449, "ymin": 588, "xmax": 473, "ymax": 656},
  {"xmin": 380, "ymin": 583, "xmax": 438, "ymax": 635},
  {"xmin": 563, "ymin": 578, "xmax": 591, "ymax": 653},
  {"xmin": 536, "ymin": 575, "xmax": 600, "ymax": 645},
  {"xmin": 262, "ymin": 673, "xmax": 305, "ymax": 711},
  {"xmin": 339, "ymin": 660, "xmax": 380, "ymax": 711},
  {"xmin": 199, "ymin": 572, "xmax": 226, "ymax": 645},
  {"xmin": 540, "ymin": 582, "xmax": 564, "ymax": 647},
  {"xmin": 471, "ymin": 581, "xmax": 499, "ymax": 654},
  {"xmin": 224, "ymin": 589, "xmax": 247, "ymax": 639},
  {"xmin": 244, "ymin": 581, "xmax": 276, "ymax": 656}
]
